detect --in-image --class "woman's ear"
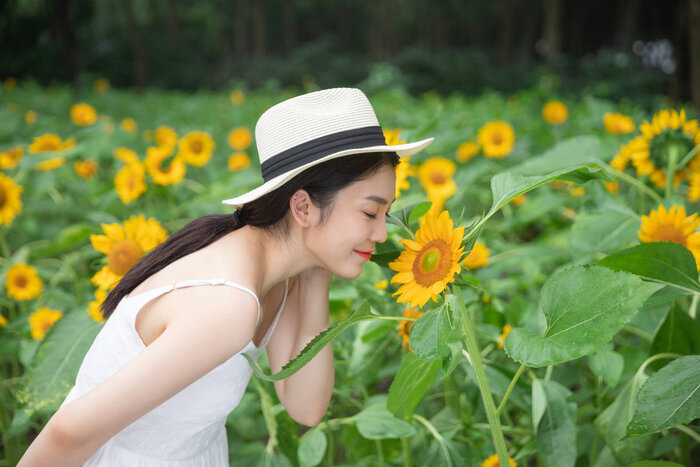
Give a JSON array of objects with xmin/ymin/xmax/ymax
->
[{"xmin": 290, "ymin": 190, "xmax": 312, "ymax": 227}]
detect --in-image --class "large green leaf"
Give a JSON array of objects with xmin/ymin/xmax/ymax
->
[
  {"xmin": 409, "ymin": 303, "xmax": 460, "ymax": 362},
  {"xmin": 570, "ymin": 211, "xmax": 640, "ymax": 254},
  {"xmin": 10, "ymin": 312, "xmax": 101, "ymax": 435},
  {"xmin": 536, "ymin": 380, "xmax": 577, "ymax": 467},
  {"xmin": 353, "ymin": 404, "xmax": 418, "ymax": 439},
  {"xmin": 627, "ymin": 355, "xmax": 700, "ymax": 436},
  {"xmin": 648, "ymin": 304, "xmax": 700, "ymax": 371},
  {"xmin": 387, "ymin": 352, "xmax": 441, "ymax": 419},
  {"xmin": 504, "ymin": 265, "xmax": 662, "ymax": 367},
  {"xmin": 597, "ymin": 242, "xmax": 700, "ymax": 294},
  {"xmin": 588, "ymin": 348, "xmax": 624, "ymax": 387},
  {"xmin": 297, "ymin": 427, "xmax": 327, "ymax": 467}
]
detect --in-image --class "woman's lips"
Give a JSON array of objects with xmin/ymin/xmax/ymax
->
[{"xmin": 354, "ymin": 250, "xmax": 372, "ymax": 260}]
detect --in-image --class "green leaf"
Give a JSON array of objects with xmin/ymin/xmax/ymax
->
[
  {"xmin": 627, "ymin": 355, "xmax": 700, "ymax": 436},
  {"xmin": 536, "ymin": 380, "xmax": 577, "ymax": 467},
  {"xmin": 387, "ymin": 352, "xmax": 441, "ymax": 419},
  {"xmin": 629, "ymin": 461, "xmax": 686, "ymax": 467},
  {"xmin": 408, "ymin": 201, "xmax": 432, "ymax": 223},
  {"xmin": 297, "ymin": 428, "xmax": 327, "ymax": 467},
  {"xmin": 243, "ymin": 301, "xmax": 379, "ymax": 381},
  {"xmin": 648, "ymin": 304, "xmax": 700, "ymax": 371},
  {"xmin": 353, "ymin": 404, "xmax": 417, "ymax": 439},
  {"xmin": 504, "ymin": 265, "xmax": 662, "ymax": 367},
  {"xmin": 409, "ymin": 305, "xmax": 453, "ymax": 361},
  {"xmin": 588, "ymin": 348, "xmax": 624, "ymax": 387},
  {"xmin": 597, "ymin": 242, "xmax": 700, "ymax": 294},
  {"xmin": 570, "ymin": 212, "xmax": 640, "ymax": 254}
]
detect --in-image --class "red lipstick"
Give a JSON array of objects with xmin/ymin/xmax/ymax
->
[{"xmin": 354, "ymin": 250, "xmax": 372, "ymax": 260}]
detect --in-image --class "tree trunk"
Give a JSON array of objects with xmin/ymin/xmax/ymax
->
[
  {"xmin": 497, "ymin": 0, "xmax": 515, "ymax": 65},
  {"xmin": 615, "ymin": 0, "xmax": 641, "ymax": 52},
  {"xmin": 690, "ymin": 0, "xmax": 700, "ymax": 107},
  {"xmin": 234, "ymin": 0, "xmax": 250, "ymax": 62},
  {"xmin": 51, "ymin": 0, "xmax": 81, "ymax": 90},
  {"xmin": 542, "ymin": 0, "xmax": 562, "ymax": 61},
  {"xmin": 163, "ymin": 0, "xmax": 180, "ymax": 44},
  {"xmin": 122, "ymin": 0, "xmax": 148, "ymax": 91},
  {"xmin": 282, "ymin": 0, "xmax": 296, "ymax": 55},
  {"xmin": 368, "ymin": 0, "xmax": 396, "ymax": 61},
  {"xmin": 515, "ymin": 1, "xmax": 539, "ymax": 65},
  {"xmin": 251, "ymin": 1, "xmax": 266, "ymax": 59}
]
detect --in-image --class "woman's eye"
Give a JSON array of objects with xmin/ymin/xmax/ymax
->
[{"xmin": 363, "ymin": 212, "xmax": 377, "ymax": 219}]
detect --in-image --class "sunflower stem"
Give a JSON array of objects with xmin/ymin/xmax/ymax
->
[
  {"xmin": 0, "ymin": 228, "xmax": 10, "ymax": 259},
  {"xmin": 599, "ymin": 161, "xmax": 661, "ymax": 202},
  {"xmin": 677, "ymin": 144, "xmax": 700, "ymax": 170},
  {"xmin": 690, "ymin": 292, "xmax": 699, "ymax": 319},
  {"xmin": 496, "ymin": 364, "xmax": 526, "ymax": 417},
  {"xmin": 665, "ymin": 144, "xmax": 679, "ymax": 199},
  {"xmin": 455, "ymin": 292, "xmax": 510, "ymax": 465},
  {"xmin": 401, "ymin": 436, "xmax": 411, "ymax": 467}
]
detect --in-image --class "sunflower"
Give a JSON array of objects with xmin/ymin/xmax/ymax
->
[
  {"xmin": 0, "ymin": 314, "xmax": 7, "ymax": 327},
  {"xmin": 227, "ymin": 127, "xmax": 252, "ymax": 151},
  {"xmin": 481, "ymin": 453, "xmax": 517, "ymax": 467},
  {"xmin": 70, "ymin": 103, "xmax": 97, "ymax": 126},
  {"xmin": 87, "ymin": 288, "xmax": 107, "ymax": 322},
  {"xmin": 603, "ymin": 112, "xmax": 635, "ymax": 134},
  {"xmin": 383, "ymin": 128, "xmax": 407, "ymax": 146},
  {"xmin": 604, "ymin": 181, "xmax": 619, "ymax": 194},
  {"xmin": 114, "ymin": 147, "xmax": 141, "ymax": 166},
  {"xmin": 154, "ymin": 125, "xmax": 178, "ymax": 148},
  {"xmin": 74, "ymin": 159, "xmax": 98, "ymax": 179},
  {"xmin": 28, "ymin": 133, "xmax": 74, "ymax": 153},
  {"xmin": 397, "ymin": 307, "xmax": 424, "ymax": 352},
  {"xmin": 145, "ymin": 145, "xmax": 186, "ymax": 185},
  {"xmin": 462, "ymin": 241, "xmax": 490, "ymax": 270},
  {"xmin": 510, "ymin": 194, "xmax": 526, "ymax": 205},
  {"xmin": 418, "ymin": 157, "xmax": 456, "ymax": 214},
  {"xmin": 395, "ymin": 156, "xmax": 415, "ymax": 199},
  {"xmin": 228, "ymin": 152, "xmax": 251, "ymax": 171},
  {"xmin": 178, "ymin": 131, "xmax": 215, "ymax": 166},
  {"xmin": 0, "ymin": 146, "xmax": 24, "ymax": 169},
  {"xmin": 90, "ymin": 215, "xmax": 168, "ymax": 290},
  {"xmin": 29, "ymin": 307, "xmax": 63, "ymax": 340},
  {"xmin": 389, "ymin": 210, "xmax": 465, "ymax": 308},
  {"xmin": 6, "ymin": 263, "xmax": 42, "ymax": 300},
  {"xmin": 230, "ymin": 89, "xmax": 245, "ymax": 106},
  {"xmin": 639, "ymin": 203, "xmax": 700, "ymax": 270},
  {"xmin": 0, "ymin": 173, "xmax": 22, "ymax": 226},
  {"xmin": 115, "ymin": 164, "xmax": 147, "ymax": 203},
  {"xmin": 456, "ymin": 141, "xmax": 479, "ymax": 163},
  {"xmin": 120, "ymin": 118, "xmax": 138, "ymax": 133},
  {"xmin": 25, "ymin": 110, "xmax": 37, "ymax": 125},
  {"xmin": 542, "ymin": 101, "xmax": 568, "ymax": 125},
  {"xmin": 35, "ymin": 157, "xmax": 67, "ymax": 171},
  {"xmin": 94, "ymin": 78, "xmax": 110, "ymax": 93},
  {"xmin": 497, "ymin": 324, "xmax": 512, "ymax": 349},
  {"xmin": 477, "ymin": 121, "xmax": 515, "ymax": 158}
]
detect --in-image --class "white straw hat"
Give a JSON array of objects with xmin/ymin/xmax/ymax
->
[{"xmin": 221, "ymin": 87, "xmax": 434, "ymax": 209}]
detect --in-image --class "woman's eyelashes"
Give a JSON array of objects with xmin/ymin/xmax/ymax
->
[{"xmin": 363, "ymin": 212, "xmax": 377, "ymax": 219}]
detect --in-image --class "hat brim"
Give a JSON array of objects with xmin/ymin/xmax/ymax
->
[{"xmin": 222, "ymin": 137, "xmax": 434, "ymax": 208}]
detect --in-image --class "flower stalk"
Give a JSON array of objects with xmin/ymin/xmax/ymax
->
[{"xmin": 665, "ymin": 144, "xmax": 679, "ymax": 199}]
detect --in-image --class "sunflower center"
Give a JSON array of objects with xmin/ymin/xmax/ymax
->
[
  {"xmin": 491, "ymin": 133, "xmax": 503, "ymax": 145},
  {"xmin": 14, "ymin": 274, "xmax": 28, "ymax": 288},
  {"xmin": 0, "ymin": 186, "xmax": 6, "ymax": 208},
  {"xmin": 190, "ymin": 140, "xmax": 203, "ymax": 153},
  {"xmin": 430, "ymin": 172, "xmax": 447, "ymax": 185},
  {"xmin": 108, "ymin": 240, "xmax": 144, "ymax": 275},
  {"xmin": 652, "ymin": 225, "xmax": 687, "ymax": 245},
  {"xmin": 413, "ymin": 240, "xmax": 452, "ymax": 286}
]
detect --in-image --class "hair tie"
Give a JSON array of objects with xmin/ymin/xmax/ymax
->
[{"xmin": 234, "ymin": 210, "xmax": 246, "ymax": 225}]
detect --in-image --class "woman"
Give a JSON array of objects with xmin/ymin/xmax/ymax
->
[{"xmin": 18, "ymin": 87, "xmax": 433, "ymax": 466}]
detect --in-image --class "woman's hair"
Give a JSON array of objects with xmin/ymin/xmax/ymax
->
[{"xmin": 100, "ymin": 151, "xmax": 400, "ymax": 319}]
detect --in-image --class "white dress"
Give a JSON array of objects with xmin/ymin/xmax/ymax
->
[{"xmin": 59, "ymin": 278, "xmax": 290, "ymax": 466}]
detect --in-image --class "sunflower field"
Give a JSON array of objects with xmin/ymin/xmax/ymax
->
[{"xmin": 1, "ymin": 77, "xmax": 699, "ymax": 467}]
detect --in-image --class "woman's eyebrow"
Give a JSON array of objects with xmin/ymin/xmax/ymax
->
[{"xmin": 364, "ymin": 195, "xmax": 396, "ymax": 205}]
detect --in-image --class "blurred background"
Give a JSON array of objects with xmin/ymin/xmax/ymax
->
[{"xmin": 2, "ymin": 0, "xmax": 699, "ymax": 106}]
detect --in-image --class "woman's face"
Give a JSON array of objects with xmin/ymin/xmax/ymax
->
[{"xmin": 305, "ymin": 163, "xmax": 397, "ymax": 279}]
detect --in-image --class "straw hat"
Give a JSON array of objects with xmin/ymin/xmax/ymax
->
[{"xmin": 221, "ymin": 87, "xmax": 434, "ymax": 208}]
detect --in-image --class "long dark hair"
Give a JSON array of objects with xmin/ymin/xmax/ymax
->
[{"xmin": 100, "ymin": 151, "xmax": 400, "ymax": 319}]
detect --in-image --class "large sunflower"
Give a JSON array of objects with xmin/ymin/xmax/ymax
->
[
  {"xmin": 178, "ymin": 131, "xmax": 215, "ymax": 166},
  {"xmin": 477, "ymin": 121, "xmax": 515, "ymax": 158},
  {"xmin": 146, "ymin": 145, "xmax": 186, "ymax": 185},
  {"xmin": 0, "ymin": 173, "xmax": 22, "ymax": 226},
  {"xmin": 389, "ymin": 210, "xmax": 465, "ymax": 308},
  {"xmin": 418, "ymin": 157, "xmax": 456, "ymax": 214},
  {"xmin": 6, "ymin": 263, "xmax": 42, "ymax": 300},
  {"xmin": 29, "ymin": 307, "xmax": 63, "ymax": 340},
  {"xmin": 115, "ymin": 163, "xmax": 147, "ymax": 203},
  {"xmin": 639, "ymin": 203, "xmax": 700, "ymax": 270},
  {"xmin": 90, "ymin": 215, "xmax": 168, "ymax": 290}
]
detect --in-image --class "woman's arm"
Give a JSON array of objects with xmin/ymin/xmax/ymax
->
[
  {"xmin": 18, "ymin": 286, "xmax": 259, "ymax": 466},
  {"xmin": 266, "ymin": 267, "xmax": 334, "ymax": 426}
]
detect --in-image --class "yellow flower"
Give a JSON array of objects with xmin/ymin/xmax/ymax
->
[
  {"xmin": 94, "ymin": 78, "xmax": 110, "ymax": 93},
  {"xmin": 227, "ymin": 127, "xmax": 252, "ymax": 151},
  {"xmin": 4, "ymin": 77, "xmax": 17, "ymax": 92},
  {"xmin": 87, "ymin": 288, "xmax": 107, "ymax": 322},
  {"xmin": 395, "ymin": 156, "xmax": 415, "ymax": 199},
  {"xmin": 114, "ymin": 147, "xmax": 141, "ymax": 166},
  {"xmin": 383, "ymin": 128, "xmax": 407, "ymax": 146},
  {"xmin": 570, "ymin": 186, "xmax": 586, "ymax": 196},
  {"xmin": 625, "ymin": 136, "xmax": 653, "ymax": 176},
  {"xmin": 639, "ymin": 109, "xmax": 690, "ymax": 140},
  {"xmin": 146, "ymin": 146, "xmax": 186, "ymax": 185},
  {"xmin": 478, "ymin": 121, "xmax": 515, "ymax": 158},
  {"xmin": 639, "ymin": 204, "xmax": 700, "ymax": 270},
  {"xmin": 35, "ymin": 157, "xmax": 67, "ymax": 171},
  {"xmin": 498, "ymin": 324, "xmax": 512, "ymax": 349},
  {"xmin": 74, "ymin": 159, "xmax": 98, "ymax": 179},
  {"xmin": 178, "ymin": 131, "xmax": 215, "ymax": 166},
  {"xmin": 456, "ymin": 141, "xmax": 479, "ymax": 163},
  {"xmin": 462, "ymin": 241, "xmax": 490, "ymax": 270},
  {"xmin": 510, "ymin": 194, "xmax": 526, "ymax": 205},
  {"xmin": 542, "ymin": 101, "xmax": 568, "ymax": 125},
  {"xmin": 604, "ymin": 181, "xmax": 619, "ymax": 194},
  {"xmin": 481, "ymin": 453, "xmax": 516, "ymax": 467},
  {"xmin": 603, "ymin": 112, "xmax": 635, "ymax": 134},
  {"xmin": 397, "ymin": 307, "xmax": 424, "ymax": 352},
  {"xmin": 29, "ymin": 307, "xmax": 63, "ymax": 340},
  {"xmin": 0, "ymin": 173, "xmax": 22, "ymax": 226},
  {"xmin": 0, "ymin": 146, "xmax": 24, "ymax": 169},
  {"xmin": 389, "ymin": 210, "xmax": 465, "ymax": 308},
  {"xmin": 115, "ymin": 164, "xmax": 147, "ymax": 203},
  {"xmin": 228, "ymin": 152, "xmax": 251, "ymax": 171},
  {"xmin": 230, "ymin": 89, "xmax": 245, "ymax": 106},
  {"xmin": 418, "ymin": 157, "xmax": 457, "ymax": 201},
  {"xmin": 649, "ymin": 168, "xmax": 684, "ymax": 190},
  {"xmin": 120, "ymin": 118, "xmax": 138, "ymax": 133},
  {"xmin": 688, "ymin": 172, "xmax": 700, "ymax": 202},
  {"xmin": 28, "ymin": 133, "xmax": 73, "ymax": 153},
  {"xmin": 0, "ymin": 314, "xmax": 7, "ymax": 327},
  {"xmin": 374, "ymin": 279, "xmax": 388, "ymax": 290},
  {"xmin": 6, "ymin": 263, "xmax": 42, "ymax": 301},
  {"xmin": 154, "ymin": 125, "xmax": 178, "ymax": 148},
  {"xmin": 90, "ymin": 215, "xmax": 168, "ymax": 290},
  {"xmin": 70, "ymin": 102, "xmax": 97, "ymax": 126},
  {"xmin": 25, "ymin": 110, "xmax": 37, "ymax": 125}
]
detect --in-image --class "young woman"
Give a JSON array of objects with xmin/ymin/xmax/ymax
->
[{"xmin": 18, "ymin": 87, "xmax": 433, "ymax": 466}]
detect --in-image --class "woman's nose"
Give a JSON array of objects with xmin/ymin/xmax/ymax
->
[{"xmin": 370, "ymin": 219, "xmax": 388, "ymax": 243}]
